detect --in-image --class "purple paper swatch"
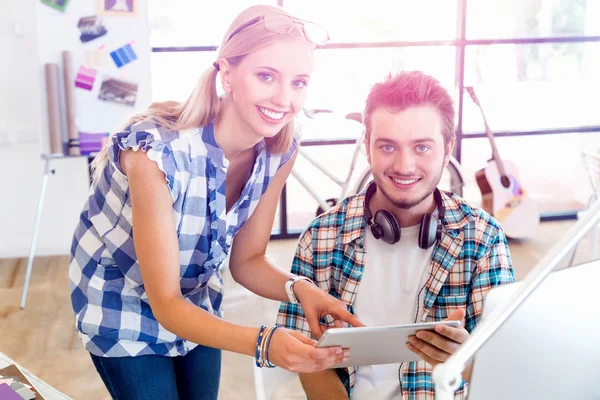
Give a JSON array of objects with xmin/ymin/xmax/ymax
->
[
  {"xmin": 79, "ymin": 131, "xmax": 109, "ymax": 155},
  {"xmin": 75, "ymin": 66, "xmax": 97, "ymax": 91}
]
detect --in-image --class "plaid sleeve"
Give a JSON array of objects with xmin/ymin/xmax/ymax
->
[
  {"xmin": 108, "ymin": 123, "xmax": 182, "ymax": 204},
  {"xmin": 275, "ymin": 224, "xmax": 353, "ymax": 397},
  {"xmin": 465, "ymin": 226, "xmax": 515, "ymax": 332},
  {"xmin": 276, "ymin": 227, "xmax": 315, "ymax": 338}
]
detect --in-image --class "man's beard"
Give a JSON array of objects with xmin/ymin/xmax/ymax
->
[{"xmin": 376, "ymin": 165, "xmax": 444, "ymax": 210}]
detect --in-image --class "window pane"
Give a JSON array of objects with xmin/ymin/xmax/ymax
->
[
  {"xmin": 151, "ymin": 51, "xmax": 222, "ymax": 102},
  {"xmin": 148, "ymin": 0, "xmax": 273, "ymax": 47},
  {"xmin": 462, "ymin": 42, "xmax": 600, "ymax": 133},
  {"xmin": 284, "ymin": 0, "xmax": 458, "ymax": 43},
  {"xmin": 304, "ymin": 47, "xmax": 457, "ymax": 120},
  {"xmin": 459, "ymin": 133, "xmax": 599, "ymax": 213},
  {"xmin": 467, "ymin": 0, "xmax": 600, "ymax": 39}
]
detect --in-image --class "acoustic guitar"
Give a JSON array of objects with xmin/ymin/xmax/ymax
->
[{"xmin": 466, "ymin": 87, "xmax": 539, "ymax": 239}]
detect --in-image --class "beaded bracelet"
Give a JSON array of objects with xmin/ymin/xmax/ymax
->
[
  {"xmin": 264, "ymin": 325, "xmax": 281, "ymax": 368},
  {"xmin": 259, "ymin": 327, "xmax": 273, "ymax": 366},
  {"xmin": 254, "ymin": 325, "xmax": 267, "ymax": 367},
  {"xmin": 255, "ymin": 325, "xmax": 280, "ymax": 368}
]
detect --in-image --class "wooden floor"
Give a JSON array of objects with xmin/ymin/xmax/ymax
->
[{"xmin": 0, "ymin": 219, "xmax": 597, "ymax": 400}]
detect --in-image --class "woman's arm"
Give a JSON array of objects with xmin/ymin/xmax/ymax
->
[
  {"xmin": 228, "ymin": 153, "xmax": 362, "ymax": 338},
  {"xmin": 227, "ymin": 153, "xmax": 297, "ymax": 301},
  {"xmin": 123, "ymin": 149, "xmax": 256, "ymax": 355},
  {"xmin": 122, "ymin": 149, "xmax": 344, "ymax": 372}
]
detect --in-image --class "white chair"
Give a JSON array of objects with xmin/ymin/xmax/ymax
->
[
  {"xmin": 253, "ymin": 364, "xmax": 299, "ymax": 400},
  {"xmin": 569, "ymin": 148, "xmax": 600, "ymax": 266}
]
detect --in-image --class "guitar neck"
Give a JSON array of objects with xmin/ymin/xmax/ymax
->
[{"xmin": 478, "ymin": 106, "xmax": 508, "ymax": 178}]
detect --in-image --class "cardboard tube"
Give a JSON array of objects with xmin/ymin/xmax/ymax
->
[
  {"xmin": 45, "ymin": 63, "xmax": 63, "ymax": 155},
  {"xmin": 63, "ymin": 51, "xmax": 80, "ymax": 155}
]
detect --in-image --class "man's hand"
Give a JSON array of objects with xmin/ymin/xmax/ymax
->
[
  {"xmin": 294, "ymin": 280, "xmax": 364, "ymax": 340},
  {"xmin": 406, "ymin": 309, "xmax": 473, "ymax": 381}
]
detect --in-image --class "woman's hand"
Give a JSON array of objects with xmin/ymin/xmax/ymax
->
[
  {"xmin": 294, "ymin": 280, "xmax": 364, "ymax": 340},
  {"xmin": 267, "ymin": 328, "xmax": 349, "ymax": 373}
]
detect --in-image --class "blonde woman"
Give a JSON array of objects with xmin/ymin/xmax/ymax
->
[{"xmin": 69, "ymin": 5, "xmax": 361, "ymax": 399}]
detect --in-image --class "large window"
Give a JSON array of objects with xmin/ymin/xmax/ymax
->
[
  {"xmin": 150, "ymin": 51, "xmax": 216, "ymax": 102},
  {"xmin": 466, "ymin": 0, "xmax": 600, "ymax": 39},
  {"xmin": 148, "ymin": 0, "xmax": 262, "ymax": 47},
  {"xmin": 462, "ymin": 42, "xmax": 600, "ymax": 132},
  {"xmin": 148, "ymin": 0, "xmax": 600, "ymax": 237},
  {"xmin": 285, "ymin": 0, "xmax": 458, "ymax": 42},
  {"xmin": 306, "ymin": 46, "xmax": 457, "ymax": 114}
]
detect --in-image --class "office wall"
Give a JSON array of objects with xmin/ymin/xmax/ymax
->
[{"xmin": 0, "ymin": 0, "xmax": 152, "ymax": 258}]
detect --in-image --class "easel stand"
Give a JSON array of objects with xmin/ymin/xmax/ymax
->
[{"xmin": 20, "ymin": 154, "xmax": 92, "ymax": 309}]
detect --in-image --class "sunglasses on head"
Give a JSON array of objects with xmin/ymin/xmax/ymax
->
[{"xmin": 227, "ymin": 12, "xmax": 330, "ymax": 47}]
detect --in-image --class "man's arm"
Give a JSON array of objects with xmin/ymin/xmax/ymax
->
[
  {"xmin": 407, "ymin": 224, "xmax": 515, "ymax": 385},
  {"xmin": 276, "ymin": 227, "xmax": 351, "ymax": 398},
  {"xmin": 465, "ymin": 227, "xmax": 515, "ymax": 332},
  {"xmin": 300, "ymin": 370, "xmax": 349, "ymax": 400}
]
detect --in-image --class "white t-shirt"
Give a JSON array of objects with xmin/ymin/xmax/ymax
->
[{"xmin": 352, "ymin": 224, "xmax": 435, "ymax": 400}]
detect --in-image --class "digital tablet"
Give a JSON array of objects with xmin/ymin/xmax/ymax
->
[{"xmin": 315, "ymin": 320, "xmax": 462, "ymax": 368}]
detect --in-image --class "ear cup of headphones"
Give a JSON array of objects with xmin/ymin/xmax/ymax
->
[
  {"xmin": 370, "ymin": 223, "xmax": 384, "ymax": 240},
  {"xmin": 374, "ymin": 210, "xmax": 401, "ymax": 244},
  {"xmin": 418, "ymin": 213, "xmax": 439, "ymax": 249}
]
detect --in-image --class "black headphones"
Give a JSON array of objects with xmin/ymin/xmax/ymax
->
[{"xmin": 363, "ymin": 181, "xmax": 445, "ymax": 249}]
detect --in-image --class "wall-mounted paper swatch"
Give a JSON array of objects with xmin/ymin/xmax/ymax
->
[
  {"xmin": 84, "ymin": 49, "xmax": 110, "ymax": 68},
  {"xmin": 110, "ymin": 44, "xmax": 137, "ymax": 68},
  {"xmin": 99, "ymin": 0, "xmax": 138, "ymax": 16},
  {"xmin": 79, "ymin": 132, "xmax": 109, "ymax": 155},
  {"xmin": 78, "ymin": 16, "xmax": 108, "ymax": 43},
  {"xmin": 75, "ymin": 66, "xmax": 97, "ymax": 91},
  {"xmin": 98, "ymin": 77, "xmax": 138, "ymax": 106},
  {"xmin": 41, "ymin": 0, "xmax": 70, "ymax": 12}
]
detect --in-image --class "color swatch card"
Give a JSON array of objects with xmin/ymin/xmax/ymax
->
[
  {"xmin": 84, "ymin": 49, "xmax": 110, "ymax": 68},
  {"xmin": 0, "ymin": 363, "xmax": 42, "ymax": 399},
  {"xmin": 75, "ymin": 66, "xmax": 97, "ymax": 91},
  {"xmin": 110, "ymin": 43, "xmax": 137, "ymax": 68},
  {"xmin": 79, "ymin": 132, "xmax": 109, "ymax": 155},
  {"xmin": 77, "ymin": 16, "xmax": 108, "ymax": 43},
  {"xmin": 0, "ymin": 383, "xmax": 22, "ymax": 400},
  {"xmin": 98, "ymin": 76, "xmax": 138, "ymax": 107}
]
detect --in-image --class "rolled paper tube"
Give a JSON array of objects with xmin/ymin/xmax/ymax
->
[
  {"xmin": 63, "ymin": 51, "xmax": 80, "ymax": 155},
  {"xmin": 68, "ymin": 138, "xmax": 80, "ymax": 149},
  {"xmin": 45, "ymin": 63, "xmax": 63, "ymax": 155}
]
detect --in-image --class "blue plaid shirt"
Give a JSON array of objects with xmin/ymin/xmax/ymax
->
[{"xmin": 69, "ymin": 120, "xmax": 297, "ymax": 357}]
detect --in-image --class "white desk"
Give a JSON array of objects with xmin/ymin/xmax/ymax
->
[{"xmin": 0, "ymin": 352, "xmax": 71, "ymax": 400}]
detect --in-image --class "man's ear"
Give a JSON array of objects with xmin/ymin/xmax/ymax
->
[
  {"xmin": 218, "ymin": 59, "xmax": 233, "ymax": 93},
  {"xmin": 364, "ymin": 133, "xmax": 372, "ymax": 165},
  {"xmin": 443, "ymin": 135, "xmax": 457, "ymax": 167}
]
